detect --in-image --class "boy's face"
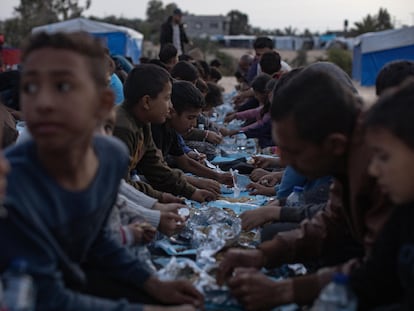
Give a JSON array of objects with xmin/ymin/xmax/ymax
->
[
  {"xmin": 21, "ymin": 48, "xmax": 112, "ymax": 152},
  {"xmin": 145, "ymin": 81, "xmax": 172, "ymax": 124},
  {"xmin": 169, "ymin": 108, "xmax": 200, "ymax": 135},
  {"xmin": 272, "ymin": 117, "xmax": 341, "ymax": 179},
  {"xmin": 367, "ymin": 128, "xmax": 414, "ymax": 204}
]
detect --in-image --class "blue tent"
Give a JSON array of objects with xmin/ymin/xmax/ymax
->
[
  {"xmin": 352, "ymin": 26, "xmax": 414, "ymax": 86},
  {"xmin": 32, "ymin": 18, "xmax": 143, "ymax": 64}
]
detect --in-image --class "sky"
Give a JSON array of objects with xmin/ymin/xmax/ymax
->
[{"xmin": 1, "ymin": 0, "xmax": 413, "ymax": 33}]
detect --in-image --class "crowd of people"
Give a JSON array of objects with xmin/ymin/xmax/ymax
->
[{"xmin": 0, "ymin": 16, "xmax": 414, "ymax": 311}]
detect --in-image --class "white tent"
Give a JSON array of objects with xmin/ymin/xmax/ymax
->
[{"xmin": 32, "ymin": 17, "xmax": 143, "ymax": 64}]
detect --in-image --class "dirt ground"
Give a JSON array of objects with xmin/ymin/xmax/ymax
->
[{"xmin": 219, "ymin": 76, "xmax": 377, "ymax": 106}]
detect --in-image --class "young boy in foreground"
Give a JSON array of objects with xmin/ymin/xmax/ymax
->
[
  {"xmin": 350, "ymin": 79, "xmax": 414, "ymax": 310},
  {"xmin": 0, "ymin": 31, "xmax": 201, "ymax": 311}
]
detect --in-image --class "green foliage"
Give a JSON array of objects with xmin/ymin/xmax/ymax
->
[
  {"xmin": 327, "ymin": 48, "xmax": 352, "ymax": 76},
  {"xmin": 2, "ymin": 0, "xmax": 91, "ymax": 47},
  {"xmin": 214, "ymin": 50, "xmax": 237, "ymax": 76},
  {"xmin": 351, "ymin": 7, "xmax": 394, "ymax": 36},
  {"xmin": 227, "ymin": 10, "xmax": 249, "ymax": 35}
]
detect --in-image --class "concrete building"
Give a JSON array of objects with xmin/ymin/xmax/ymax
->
[{"xmin": 183, "ymin": 15, "xmax": 230, "ymax": 38}]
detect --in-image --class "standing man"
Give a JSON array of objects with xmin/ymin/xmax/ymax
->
[{"xmin": 160, "ymin": 8, "xmax": 190, "ymax": 56}]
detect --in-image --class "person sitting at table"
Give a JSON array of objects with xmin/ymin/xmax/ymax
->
[
  {"xmin": 349, "ymin": 79, "xmax": 414, "ymax": 311},
  {"xmin": 216, "ymin": 62, "xmax": 392, "ymax": 310},
  {"xmin": 151, "ymin": 80, "xmax": 233, "ymax": 196},
  {"xmin": 113, "ymin": 64, "xmax": 215, "ymax": 203},
  {"xmin": 0, "ymin": 31, "xmax": 202, "ymax": 311},
  {"xmin": 224, "ymin": 74, "xmax": 272, "ymax": 135},
  {"xmin": 184, "ymin": 81, "xmax": 224, "ymax": 160}
]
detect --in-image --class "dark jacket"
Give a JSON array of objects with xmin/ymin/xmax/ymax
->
[
  {"xmin": 350, "ymin": 204, "xmax": 413, "ymax": 310},
  {"xmin": 160, "ymin": 16, "xmax": 189, "ymax": 53},
  {"xmin": 113, "ymin": 105, "xmax": 196, "ymax": 199},
  {"xmin": 258, "ymin": 120, "xmax": 393, "ymax": 304}
]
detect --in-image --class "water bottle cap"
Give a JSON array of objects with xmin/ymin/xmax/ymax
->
[
  {"xmin": 332, "ymin": 272, "xmax": 349, "ymax": 285},
  {"xmin": 293, "ymin": 186, "xmax": 304, "ymax": 192}
]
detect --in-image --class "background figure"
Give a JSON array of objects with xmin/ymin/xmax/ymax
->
[{"xmin": 160, "ymin": 8, "xmax": 190, "ymax": 56}]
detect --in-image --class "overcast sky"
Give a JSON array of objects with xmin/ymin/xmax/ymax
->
[{"xmin": 1, "ymin": 0, "xmax": 413, "ymax": 32}]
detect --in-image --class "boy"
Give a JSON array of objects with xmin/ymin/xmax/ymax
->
[
  {"xmin": 151, "ymin": 80, "xmax": 233, "ymax": 194},
  {"xmin": 350, "ymin": 79, "xmax": 414, "ymax": 310},
  {"xmin": 0, "ymin": 31, "xmax": 202, "ymax": 310},
  {"xmin": 113, "ymin": 64, "xmax": 214, "ymax": 203}
]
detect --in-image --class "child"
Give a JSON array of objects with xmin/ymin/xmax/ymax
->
[
  {"xmin": 224, "ymin": 74, "xmax": 273, "ymax": 138},
  {"xmin": 113, "ymin": 64, "xmax": 214, "ymax": 203},
  {"xmin": 0, "ymin": 31, "xmax": 202, "ymax": 310},
  {"xmin": 349, "ymin": 79, "xmax": 414, "ymax": 310},
  {"xmin": 151, "ymin": 81, "xmax": 233, "ymax": 194}
]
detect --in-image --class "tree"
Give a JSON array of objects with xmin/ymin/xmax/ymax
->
[
  {"xmin": 351, "ymin": 8, "xmax": 394, "ymax": 36},
  {"xmin": 2, "ymin": 0, "xmax": 91, "ymax": 47},
  {"xmin": 227, "ymin": 10, "xmax": 249, "ymax": 35},
  {"xmin": 283, "ymin": 26, "xmax": 297, "ymax": 36}
]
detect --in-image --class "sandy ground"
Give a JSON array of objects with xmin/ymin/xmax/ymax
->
[{"xmin": 219, "ymin": 76, "xmax": 377, "ymax": 106}]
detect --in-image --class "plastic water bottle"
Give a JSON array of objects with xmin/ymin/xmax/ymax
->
[
  {"xmin": 235, "ymin": 132, "xmax": 247, "ymax": 150},
  {"xmin": 2, "ymin": 259, "xmax": 36, "ymax": 311},
  {"xmin": 285, "ymin": 186, "xmax": 305, "ymax": 207},
  {"xmin": 312, "ymin": 273, "xmax": 357, "ymax": 311}
]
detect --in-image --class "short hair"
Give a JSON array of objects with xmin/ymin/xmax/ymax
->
[
  {"xmin": 170, "ymin": 61, "xmax": 199, "ymax": 82},
  {"xmin": 365, "ymin": 78, "xmax": 414, "ymax": 149},
  {"xmin": 253, "ymin": 37, "xmax": 274, "ymax": 50},
  {"xmin": 195, "ymin": 78, "xmax": 208, "ymax": 94},
  {"xmin": 123, "ymin": 64, "xmax": 172, "ymax": 109},
  {"xmin": 251, "ymin": 74, "xmax": 272, "ymax": 94},
  {"xmin": 148, "ymin": 58, "xmax": 168, "ymax": 70},
  {"xmin": 196, "ymin": 60, "xmax": 211, "ymax": 80},
  {"xmin": 210, "ymin": 59, "xmax": 221, "ymax": 68},
  {"xmin": 171, "ymin": 80, "xmax": 205, "ymax": 115},
  {"xmin": 375, "ymin": 60, "xmax": 414, "ymax": 96},
  {"xmin": 159, "ymin": 43, "xmax": 178, "ymax": 64},
  {"xmin": 271, "ymin": 66, "xmax": 360, "ymax": 144},
  {"xmin": 178, "ymin": 54, "xmax": 193, "ymax": 62},
  {"xmin": 209, "ymin": 67, "xmax": 222, "ymax": 82},
  {"xmin": 205, "ymin": 82, "xmax": 223, "ymax": 107},
  {"xmin": 21, "ymin": 31, "xmax": 107, "ymax": 88},
  {"xmin": 259, "ymin": 51, "xmax": 281, "ymax": 75}
]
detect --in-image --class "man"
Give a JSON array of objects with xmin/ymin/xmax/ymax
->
[
  {"xmin": 160, "ymin": 8, "xmax": 190, "ymax": 56},
  {"xmin": 216, "ymin": 62, "xmax": 392, "ymax": 310}
]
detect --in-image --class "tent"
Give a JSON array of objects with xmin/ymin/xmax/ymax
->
[
  {"xmin": 352, "ymin": 26, "xmax": 414, "ymax": 86},
  {"xmin": 32, "ymin": 17, "xmax": 143, "ymax": 64}
]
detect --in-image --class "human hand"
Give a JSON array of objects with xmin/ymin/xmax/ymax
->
[
  {"xmin": 128, "ymin": 222, "xmax": 157, "ymax": 244},
  {"xmin": 228, "ymin": 268, "xmax": 293, "ymax": 310},
  {"xmin": 144, "ymin": 277, "xmax": 204, "ymax": 308},
  {"xmin": 246, "ymin": 182, "xmax": 276, "ymax": 196},
  {"xmin": 252, "ymin": 155, "xmax": 279, "ymax": 169},
  {"xmin": 159, "ymin": 211, "xmax": 185, "ymax": 236},
  {"xmin": 224, "ymin": 112, "xmax": 236, "ymax": 123},
  {"xmin": 153, "ymin": 202, "xmax": 185, "ymax": 213},
  {"xmin": 216, "ymin": 172, "xmax": 234, "ymax": 186},
  {"xmin": 249, "ymin": 168, "xmax": 270, "ymax": 182},
  {"xmin": 187, "ymin": 150, "xmax": 206, "ymax": 164},
  {"xmin": 205, "ymin": 131, "xmax": 223, "ymax": 144},
  {"xmin": 0, "ymin": 152, "xmax": 10, "ymax": 199},
  {"xmin": 258, "ymin": 171, "xmax": 283, "ymax": 187},
  {"xmin": 160, "ymin": 192, "xmax": 185, "ymax": 204},
  {"xmin": 240, "ymin": 205, "xmax": 281, "ymax": 231},
  {"xmin": 191, "ymin": 178, "xmax": 221, "ymax": 196},
  {"xmin": 144, "ymin": 305, "xmax": 196, "ymax": 311},
  {"xmin": 216, "ymin": 248, "xmax": 265, "ymax": 286},
  {"xmin": 191, "ymin": 189, "xmax": 217, "ymax": 202}
]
